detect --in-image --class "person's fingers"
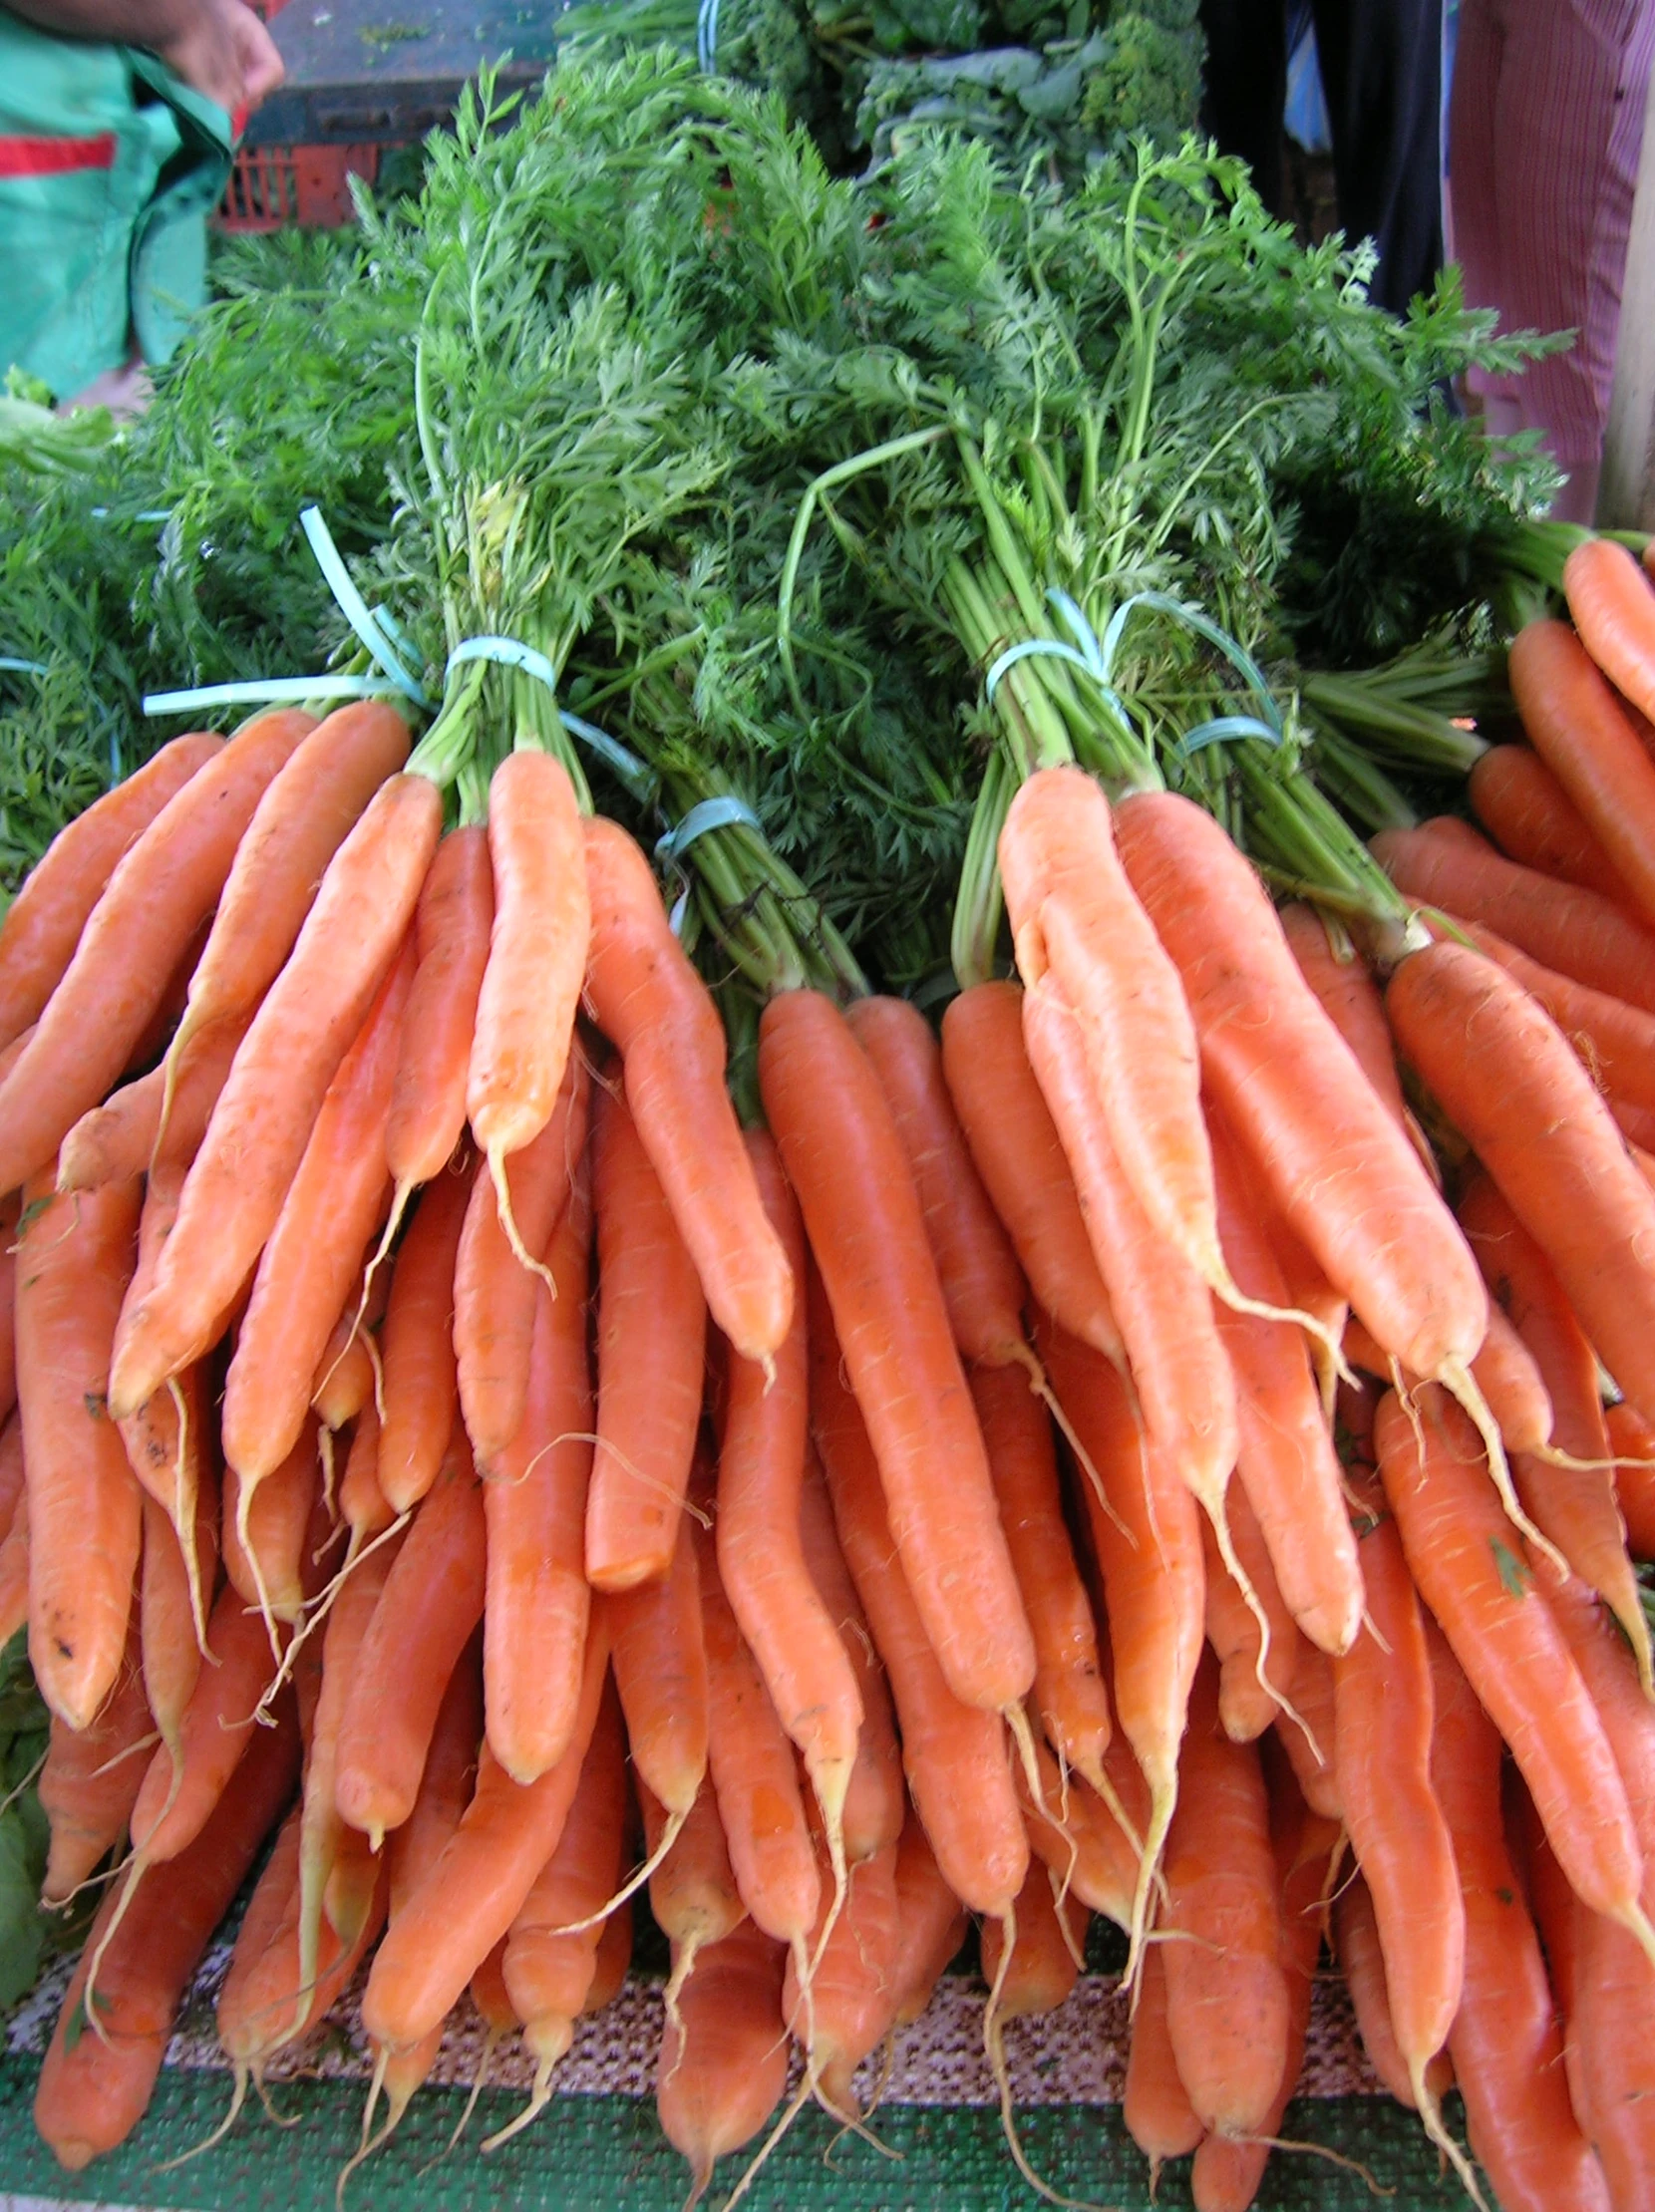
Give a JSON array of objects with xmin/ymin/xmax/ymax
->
[{"xmin": 232, "ymin": 6, "xmax": 285, "ymax": 105}]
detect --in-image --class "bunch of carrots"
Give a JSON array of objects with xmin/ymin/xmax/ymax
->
[{"xmin": 8, "ymin": 538, "xmax": 1655, "ymax": 2212}]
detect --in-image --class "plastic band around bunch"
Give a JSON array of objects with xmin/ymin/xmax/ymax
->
[
  {"xmin": 654, "ymin": 793, "xmax": 763, "ymax": 864},
  {"xmin": 445, "ymin": 637, "xmax": 655, "ymax": 796},
  {"xmin": 1180, "ymin": 712, "xmax": 1283, "ymax": 754},
  {"xmin": 0, "ymin": 658, "xmax": 48, "ymax": 678},
  {"xmin": 1100, "ymin": 590, "xmax": 1283, "ymax": 739},
  {"xmin": 143, "ymin": 674, "xmax": 410, "ymax": 715},
  {"xmin": 696, "ymin": 0, "xmax": 721, "ymax": 72},
  {"xmin": 984, "ymin": 589, "xmax": 1134, "ymax": 733},
  {"xmin": 300, "ymin": 506, "xmax": 431, "ymax": 707}
]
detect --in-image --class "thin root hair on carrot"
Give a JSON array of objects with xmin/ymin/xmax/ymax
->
[
  {"xmin": 257, "ymin": 1509, "xmax": 413, "ymax": 1721},
  {"xmin": 167, "ymin": 1376, "xmax": 207, "ymax": 1657},
  {"xmin": 480, "ymin": 2052, "xmax": 561, "ymax": 2153},
  {"xmin": 551, "ymin": 1436, "xmax": 714, "ymax": 1527},
  {"xmin": 1437, "ymin": 1357, "xmax": 1569, "ymax": 1579},
  {"xmin": 1414, "ymin": 2069, "xmax": 1492, "ymax": 2212},
  {"xmin": 1208, "ymin": 1257, "xmax": 1357, "ymax": 1390},
  {"xmin": 433, "ymin": 2026, "xmax": 502, "ymax": 2163},
  {"xmin": 250, "ymin": 2069, "xmax": 301, "ymax": 2128},
  {"xmin": 154, "ymin": 2063, "xmax": 250, "ymax": 2170},
  {"xmin": 87, "ymin": 1730, "xmax": 161, "ymax": 1780},
  {"xmin": 1012, "ymin": 1345, "xmax": 1135, "ymax": 1548},
  {"xmin": 487, "ymin": 1143, "xmax": 558, "ymax": 1301},
  {"xmin": 78, "ymin": 1850, "xmax": 149, "ymax": 2050},
  {"xmin": 1210, "ymin": 1502, "xmax": 1320, "ymax": 1761},
  {"xmin": 335, "ymin": 2047, "xmax": 391, "ymax": 2212},
  {"xmin": 1047, "ymin": 1865, "xmax": 1086, "ymax": 1973},
  {"xmin": 1233, "ymin": 2133, "xmax": 1394, "ymax": 2197},
  {"xmin": 548, "ymin": 1805, "xmax": 688, "ymax": 1938},
  {"xmin": 984, "ymin": 1899, "xmax": 1111, "ymax": 2212},
  {"xmin": 717, "ymin": 2063, "xmax": 816, "ymax": 2212}
]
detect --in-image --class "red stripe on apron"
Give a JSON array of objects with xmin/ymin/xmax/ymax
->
[{"xmin": 0, "ymin": 132, "xmax": 118, "ymax": 178}]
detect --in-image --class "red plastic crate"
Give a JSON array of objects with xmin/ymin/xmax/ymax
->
[{"xmin": 218, "ymin": 0, "xmax": 378, "ymax": 232}]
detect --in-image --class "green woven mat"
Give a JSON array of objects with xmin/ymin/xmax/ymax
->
[{"xmin": 0, "ymin": 2058, "xmax": 1476, "ymax": 2211}]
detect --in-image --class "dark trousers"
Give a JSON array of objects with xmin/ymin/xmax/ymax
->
[{"xmin": 1197, "ymin": 0, "xmax": 1445, "ymax": 314}]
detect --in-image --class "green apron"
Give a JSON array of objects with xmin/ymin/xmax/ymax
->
[{"xmin": 0, "ymin": 8, "xmax": 233, "ymax": 399}]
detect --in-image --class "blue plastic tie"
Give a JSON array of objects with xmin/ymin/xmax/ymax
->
[
  {"xmin": 300, "ymin": 506, "xmax": 431, "ymax": 707},
  {"xmin": 655, "ymin": 793, "xmax": 762, "ymax": 864}
]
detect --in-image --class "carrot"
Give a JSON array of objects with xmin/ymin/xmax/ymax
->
[
  {"xmin": 717, "ymin": 1130, "xmax": 861, "ymax": 1878},
  {"xmin": 33, "ymin": 1702, "xmax": 300, "ymax": 2172},
  {"xmin": 1609, "ymin": 1400, "xmax": 1655, "ymax": 1559},
  {"xmin": 138, "ymin": 1477, "xmax": 214, "ymax": 1769},
  {"xmin": 1018, "ymin": 1728, "xmax": 1150, "ymax": 1935},
  {"xmin": 386, "ymin": 824, "xmax": 493, "ymax": 1203},
  {"xmin": 1373, "ymin": 821, "xmax": 1655, "ymax": 1015},
  {"xmin": 1200, "ymin": 1490, "xmax": 1305, "ymax": 1745},
  {"xmin": 0, "ymin": 1195, "xmax": 16, "ymax": 1420},
  {"xmin": 1469, "ymin": 742, "xmax": 1629, "ymax": 900},
  {"xmin": 1388, "ymin": 938, "xmax": 1655, "ymax": 1431},
  {"xmin": 360, "ymin": 1607, "xmax": 609, "ymax": 2053},
  {"xmin": 890, "ymin": 1806, "xmax": 968, "ymax": 2028},
  {"xmin": 797, "ymin": 1450, "xmax": 905, "ymax": 1867},
  {"xmin": 57, "ymin": 1013, "xmax": 248, "ymax": 1197},
  {"xmin": 979, "ymin": 1860, "xmax": 1085, "ymax": 2203},
  {"xmin": 586, "ymin": 1897, "xmax": 632, "ymax": 2016},
  {"xmin": 812, "ymin": 1285, "xmax": 1027, "ymax": 1920},
  {"xmin": 643, "ymin": 1773, "xmax": 745, "ymax": 2035},
  {"xmin": 296, "ymin": 1520, "xmax": 408, "ymax": 2014},
  {"xmin": 1125, "ymin": 1943, "xmax": 1202, "ymax": 2189},
  {"xmin": 1508, "ymin": 617, "xmax": 1655, "ymax": 930},
  {"xmin": 970, "ymin": 1360, "xmax": 1112, "ymax": 1787},
  {"xmin": 610, "ymin": 1516, "xmax": 709, "ymax": 1832},
  {"xmin": 1458, "ymin": 918, "xmax": 1655, "ymax": 1110},
  {"xmin": 468, "ymin": 750, "xmax": 589, "ymax": 1225},
  {"xmin": 695, "ymin": 1512, "xmax": 821, "ymax": 1961},
  {"xmin": 17, "ymin": 1174, "xmax": 143, "ymax": 1731},
  {"xmin": 1273, "ymin": 1639, "xmax": 1340, "ymax": 1823},
  {"xmin": 310, "ymin": 1245, "xmax": 390, "ymax": 1436},
  {"xmin": 763, "ymin": 990, "xmax": 1035, "ymax": 1717},
  {"xmin": 783, "ymin": 1830, "xmax": 900, "ymax": 2114},
  {"xmin": 0, "ymin": 1407, "xmax": 25, "ymax": 1555},
  {"xmin": 0, "ymin": 712, "xmax": 314, "ymax": 1193},
  {"xmin": 582, "ymin": 815, "xmax": 793, "ymax": 1362},
  {"xmin": 376, "ymin": 1166, "xmax": 470, "ymax": 1513},
  {"xmin": 222, "ymin": 1422, "xmax": 319, "ymax": 1631},
  {"xmin": 1545, "ymin": 1573, "xmax": 1655, "ymax": 1897},
  {"xmin": 217, "ymin": 1805, "xmax": 387, "ymax": 2102},
  {"xmin": 1333, "ymin": 1498, "xmax": 1471, "ymax": 2184},
  {"xmin": 39, "ymin": 1618, "xmax": 152, "ymax": 1904},
  {"xmin": 1158, "ymin": 1652, "xmax": 1289, "ymax": 2143},
  {"xmin": 844, "ymin": 994, "xmax": 1028, "ymax": 1366},
  {"xmin": 1207, "ymin": 1101, "xmax": 1362, "ymax": 1657},
  {"xmin": 1119, "ymin": 798, "xmax": 1487, "ymax": 1412},
  {"xmin": 484, "ymin": 1200, "xmax": 594, "ymax": 1784},
  {"xmin": 1020, "ymin": 979, "xmax": 1241, "ymax": 1515},
  {"xmin": 109, "ymin": 772, "xmax": 445, "ymax": 1419},
  {"xmin": 656, "ymin": 1915, "xmax": 790, "ymax": 2207},
  {"xmin": 1563, "ymin": 535, "xmax": 1655, "ymax": 730},
  {"xmin": 1376, "ymin": 1385, "xmax": 1655, "ymax": 1964},
  {"xmin": 1188, "ymin": 1764, "xmax": 1342, "ymax": 2212},
  {"xmin": 453, "ymin": 1051, "xmax": 589, "ymax": 1466},
  {"xmin": 0, "ymin": 1483, "xmax": 29, "ymax": 1650},
  {"xmin": 0, "ymin": 731, "xmax": 222, "ymax": 1054},
  {"xmin": 1278, "ymin": 901, "xmax": 1411, "ymax": 1132},
  {"xmin": 1038, "ymin": 1315, "xmax": 1204, "ymax": 1973},
  {"xmin": 1332, "ymin": 1872, "xmax": 1419, "ymax": 2108},
  {"xmin": 491, "ymin": 1681, "xmax": 628, "ymax": 2148},
  {"xmin": 1570, "ymin": 1899, "xmax": 1655, "ymax": 2208},
  {"xmin": 344, "ymin": 1635, "xmax": 481, "ymax": 2172},
  {"xmin": 585, "ymin": 1079, "xmax": 706, "ymax": 1592},
  {"xmin": 160, "ymin": 698, "xmax": 410, "ymax": 1134},
  {"xmin": 335, "ymin": 1423, "xmax": 487, "ymax": 1847},
  {"xmin": 939, "ymin": 980, "xmax": 1123, "ymax": 1360},
  {"xmin": 220, "ymin": 936, "xmax": 412, "ymax": 1504},
  {"xmin": 1000, "ymin": 770, "xmax": 1222, "ymax": 1295},
  {"xmin": 338, "ymin": 1399, "xmax": 394, "ymax": 1555},
  {"xmin": 1459, "ymin": 1170, "xmax": 1650, "ymax": 1685}
]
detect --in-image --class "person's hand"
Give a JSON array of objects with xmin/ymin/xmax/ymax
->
[{"xmin": 157, "ymin": 0, "xmax": 283, "ymax": 115}]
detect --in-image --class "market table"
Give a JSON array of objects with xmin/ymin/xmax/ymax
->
[{"xmin": 0, "ymin": 1929, "xmax": 1475, "ymax": 2211}]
